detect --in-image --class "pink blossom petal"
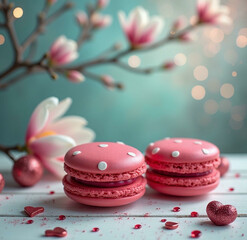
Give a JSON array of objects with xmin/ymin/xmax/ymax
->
[
  {"xmin": 29, "ymin": 135, "xmax": 76, "ymax": 158},
  {"xmin": 26, "ymin": 97, "xmax": 58, "ymax": 143}
]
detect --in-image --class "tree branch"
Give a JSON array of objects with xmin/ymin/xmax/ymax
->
[{"xmin": 0, "ymin": 144, "xmax": 25, "ymax": 163}]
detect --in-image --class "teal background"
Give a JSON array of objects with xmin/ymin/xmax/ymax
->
[{"xmin": 0, "ymin": 0, "xmax": 246, "ymax": 153}]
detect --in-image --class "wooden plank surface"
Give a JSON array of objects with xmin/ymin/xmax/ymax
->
[{"xmin": 0, "ymin": 154, "xmax": 246, "ymax": 239}]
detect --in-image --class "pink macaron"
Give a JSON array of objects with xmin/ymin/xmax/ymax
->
[
  {"xmin": 63, "ymin": 142, "xmax": 147, "ymax": 207},
  {"xmin": 217, "ymin": 156, "xmax": 230, "ymax": 177},
  {"xmin": 145, "ymin": 138, "xmax": 221, "ymax": 196}
]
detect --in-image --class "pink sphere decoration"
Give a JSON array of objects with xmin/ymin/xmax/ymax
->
[
  {"xmin": 0, "ymin": 173, "xmax": 5, "ymax": 192},
  {"xmin": 12, "ymin": 155, "xmax": 43, "ymax": 187}
]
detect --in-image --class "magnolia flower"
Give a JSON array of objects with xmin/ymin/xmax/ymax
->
[
  {"xmin": 97, "ymin": 0, "xmax": 109, "ymax": 9},
  {"xmin": 179, "ymin": 32, "xmax": 197, "ymax": 42},
  {"xmin": 172, "ymin": 16, "xmax": 187, "ymax": 32},
  {"xmin": 25, "ymin": 97, "xmax": 95, "ymax": 178},
  {"xmin": 197, "ymin": 0, "xmax": 231, "ymax": 25},
  {"xmin": 47, "ymin": 0, "xmax": 57, "ymax": 6},
  {"xmin": 76, "ymin": 11, "xmax": 88, "ymax": 26},
  {"xmin": 163, "ymin": 61, "xmax": 175, "ymax": 70},
  {"xmin": 101, "ymin": 75, "xmax": 114, "ymax": 89},
  {"xmin": 91, "ymin": 13, "xmax": 112, "ymax": 28},
  {"xmin": 118, "ymin": 6, "xmax": 164, "ymax": 48},
  {"xmin": 67, "ymin": 70, "xmax": 85, "ymax": 83},
  {"xmin": 48, "ymin": 36, "xmax": 78, "ymax": 66}
]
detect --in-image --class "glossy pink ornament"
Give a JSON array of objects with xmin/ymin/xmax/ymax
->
[
  {"xmin": 12, "ymin": 155, "xmax": 43, "ymax": 187},
  {"xmin": 0, "ymin": 173, "xmax": 5, "ymax": 192},
  {"xmin": 206, "ymin": 201, "xmax": 237, "ymax": 226}
]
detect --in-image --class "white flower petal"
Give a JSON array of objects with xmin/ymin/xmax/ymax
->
[
  {"xmin": 29, "ymin": 134, "xmax": 76, "ymax": 158},
  {"xmin": 48, "ymin": 116, "xmax": 88, "ymax": 133},
  {"xmin": 26, "ymin": 97, "xmax": 58, "ymax": 142},
  {"xmin": 68, "ymin": 128, "xmax": 95, "ymax": 144},
  {"xmin": 48, "ymin": 98, "xmax": 72, "ymax": 124},
  {"xmin": 41, "ymin": 157, "xmax": 65, "ymax": 179}
]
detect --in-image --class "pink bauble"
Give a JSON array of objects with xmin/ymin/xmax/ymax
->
[
  {"xmin": 0, "ymin": 173, "xmax": 5, "ymax": 192},
  {"xmin": 12, "ymin": 155, "xmax": 43, "ymax": 187}
]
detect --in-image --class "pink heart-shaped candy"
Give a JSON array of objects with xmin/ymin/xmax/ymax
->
[
  {"xmin": 24, "ymin": 206, "xmax": 44, "ymax": 217},
  {"xmin": 45, "ymin": 227, "xmax": 67, "ymax": 237},
  {"xmin": 206, "ymin": 201, "xmax": 237, "ymax": 226}
]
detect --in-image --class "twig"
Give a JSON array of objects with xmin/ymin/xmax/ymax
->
[
  {"xmin": 21, "ymin": 2, "xmax": 73, "ymax": 52},
  {"xmin": 0, "ymin": 70, "xmax": 31, "ymax": 89},
  {"xmin": 0, "ymin": 144, "xmax": 24, "ymax": 163},
  {"xmin": 2, "ymin": 2, "xmax": 21, "ymax": 61},
  {"xmin": 114, "ymin": 61, "xmax": 157, "ymax": 75}
]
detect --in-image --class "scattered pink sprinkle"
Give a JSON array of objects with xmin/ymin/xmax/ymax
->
[
  {"xmin": 160, "ymin": 219, "xmax": 167, "ymax": 222},
  {"xmin": 191, "ymin": 230, "xmax": 202, "ymax": 238},
  {"xmin": 26, "ymin": 220, "xmax": 34, "ymax": 224},
  {"xmin": 134, "ymin": 224, "xmax": 142, "ymax": 229},
  {"xmin": 92, "ymin": 227, "xmax": 99, "ymax": 232},
  {"xmin": 144, "ymin": 213, "xmax": 149, "ymax": 217},
  {"xmin": 242, "ymin": 233, "xmax": 244, "ymax": 237},
  {"xmin": 58, "ymin": 215, "xmax": 66, "ymax": 220},
  {"xmin": 235, "ymin": 173, "xmax": 240, "ymax": 178},
  {"xmin": 49, "ymin": 191, "xmax": 55, "ymax": 195},
  {"xmin": 191, "ymin": 211, "xmax": 199, "ymax": 217},
  {"xmin": 172, "ymin": 207, "xmax": 180, "ymax": 212},
  {"xmin": 229, "ymin": 188, "xmax": 234, "ymax": 192},
  {"xmin": 5, "ymin": 197, "xmax": 9, "ymax": 200}
]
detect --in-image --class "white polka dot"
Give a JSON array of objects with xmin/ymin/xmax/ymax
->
[
  {"xmin": 165, "ymin": 137, "xmax": 170, "ymax": 140},
  {"xmin": 172, "ymin": 151, "xmax": 180, "ymax": 157},
  {"xmin": 116, "ymin": 141, "xmax": 124, "ymax": 144},
  {"xmin": 127, "ymin": 152, "xmax": 136, "ymax": 157},
  {"xmin": 194, "ymin": 141, "xmax": 202, "ymax": 145},
  {"xmin": 99, "ymin": 144, "xmax": 108, "ymax": 148},
  {"xmin": 152, "ymin": 147, "xmax": 160, "ymax": 154},
  {"xmin": 98, "ymin": 161, "xmax": 107, "ymax": 171},
  {"xmin": 72, "ymin": 151, "xmax": 81, "ymax": 156},
  {"xmin": 202, "ymin": 148, "xmax": 209, "ymax": 155},
  {"xmin": 174, "ymin": 139, "xmax": 183, "ymax": 143},
  {"xmin": 149, "ymin": 142, "xmax": 154, "ymax": 146}
]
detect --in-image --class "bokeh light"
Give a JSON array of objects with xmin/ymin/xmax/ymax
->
[
  {"xmin": 209, "ymin": 28, "xmax": 224, "ymax": 43},
  {"xmin": 193, "ymin": 65, "xmax": 208, "ymax": 81},
  {"xmin": 232, "ymin": 71, "xmax": 237, "ymax": 77},
  {"xmin": 13, "ymin": 7, "xmax": 23, "ymax": 18},
  {"xmin": 128, "ymin": 55, "xmax": 141, "ymax": 68},
  {"xmin": 191, "ymin": 85, "xmax": 206, "ymax": 100},
  {"xmin": 204, "ymin": 100, "xmax": 218, "ymax": 115},
  {"xmin": 0, "ymin": 34, "xmax": 5, "ymax": 45},
  {"xmin": 220, "ymin": 83, "xmax": 234, "ymax": 99},
  {"xmin": 174, "ymin": 53, "xmax": 187, "ymax": 66},
  {"xmin": 236, "ymin": 35, "xmax": 247, "ymax": 48}
]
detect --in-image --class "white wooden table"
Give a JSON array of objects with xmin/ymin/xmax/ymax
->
[{"xmin": 0, "ymin": 154, "xmax": 246, "ymax": 240}]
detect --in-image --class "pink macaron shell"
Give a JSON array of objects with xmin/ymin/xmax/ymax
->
[
  {"xmin": 64, "ymin": 189, "xmax": 146, "ymax": 207},
  {"xmin": 145, "ymin": 138, "xmax": 220, "ymax": 164},
  {"xmin": 146, "ymin": 168, "xmax": 220, "ymax": 187},
  {"xmin": 147, "ymin": 178, "xmax": 220, "ymax": 196},
  {"xmin": 63, "ymin": 175, "xmax": 147, "ymax": 207},
  {"xmin": 145, "ymin": 157, "xmax": 221, "ymax": 174},
  {"xmin": 65, "ymin": 142, "xmax": 144, "ymax": 174},
  {"xmin": 218, "ymin": 156, "xmax": 230, "ymax": 177},
  {"xmin": 64, "ymin": 162, "xmax": 147, "ymax": 182}
]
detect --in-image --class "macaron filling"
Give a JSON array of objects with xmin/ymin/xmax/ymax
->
[
  {"xmin": 152, "ymin": 169, "xmax": 213, "ymax": 178},
  {"xmin": 73, "ymin": 177, "xmax": 137, "ymax": 188}
]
